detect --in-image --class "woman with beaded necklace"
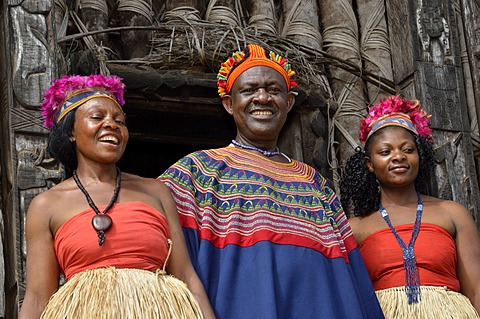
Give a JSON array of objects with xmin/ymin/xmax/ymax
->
[
  {"xmin": 341, "ymin": 95, "xmax": 480, "ymax": 318},
  {"xmin": 18, "ymin": 74, "xmax": 215, "ymax": 319}
]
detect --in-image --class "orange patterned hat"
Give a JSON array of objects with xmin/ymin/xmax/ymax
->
[{"xmin": 217, "ymin": 44, "xmax": 297, "ymax": 98}]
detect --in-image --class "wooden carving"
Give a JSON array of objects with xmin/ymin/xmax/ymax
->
[
  {"xmin": 416, "ymin": 4, "xmax": 454, "ymax": 64},
  {"xmin": 9, "ymin": 0, "xmax": 52, "ymax": 108}
]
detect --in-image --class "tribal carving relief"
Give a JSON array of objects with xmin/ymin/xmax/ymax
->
[
  {"xmin": 416, "ymin": 4, "xmax": 453, "ymax": 64},
  {"xmin": 16, "ymin": 134, "xmax": 63, "ymax": 283},
  {"xmin": 473, "ymin": 1, "xmax": 480, "ymax": 59},
  {"xmin": 9, "ymin": 0, "xmax": 53, "ymax": 108}
]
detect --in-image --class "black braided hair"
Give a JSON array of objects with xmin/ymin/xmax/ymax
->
[
  {"xmin": 47, "ymin": 110, "xmax": 77, "ymax": 178},
  {"xmin": 340, "ymin": 128, "xmax": 435, "ymax": 217}
]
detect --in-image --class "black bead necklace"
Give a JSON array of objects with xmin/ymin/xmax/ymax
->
[
  {"xmin": 231, "ymin": 139, "xmax": 280, "ymax": 157},
  {"xmin": 73, "ymin": 167, "xmax": 121, "ymax": 246}
]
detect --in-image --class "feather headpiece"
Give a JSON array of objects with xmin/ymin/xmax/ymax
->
[
  {"xmin": 217, "ymin": 44, "xmax": 297, "ymax": 98},
  {"xmin": 40, "ymin": 74, "xmax": 125, "ymax": 129},
  {"xmin": 359, "ymin": 95, "xmax": 432, "ymax": 144}
]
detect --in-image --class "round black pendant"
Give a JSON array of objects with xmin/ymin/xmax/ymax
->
[{"xmin": 92, "ymin": 214, "xmax": 112, "ymax": 232}]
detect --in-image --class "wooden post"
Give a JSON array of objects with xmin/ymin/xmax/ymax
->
[
  {"xmin": 356, "ymin": 0, "xmax": 394, "ymax": 104},
  {"xmin": 205, "ymin": 0, "xmax": 241, "ymax": 26},
  {"xmin": 117, "ymin": 0, "xmax": 154, "ymax": 59},
  {"xmin": 318, "ymin": 0, "xmax": 368, "ymax": 182},
  {"xmin": 242, "ymin": 0, "xmax": 277, "ymax": 34},
  {"xmin": 278, "ymin": 0, "xmax": 330, "ymax": 177},
  {"xmin": 385, "ymin": 0, "xmax": 480, "ymax": 226},
  {"xmin": 3, "ymin": 0, "xmax": 61, "ymax": 317}
]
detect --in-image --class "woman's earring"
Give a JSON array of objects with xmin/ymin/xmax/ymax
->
[{"xmin": 375, "ymin": 178, "xmax": 381, "ymax": 192}]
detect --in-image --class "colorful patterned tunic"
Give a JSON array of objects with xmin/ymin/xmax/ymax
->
[{"xmin": 160, "ymin": 147, "xmax": 384, "ymax": 319}]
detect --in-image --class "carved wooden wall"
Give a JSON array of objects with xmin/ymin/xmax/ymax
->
[
  {"xmin": 1, "ymin": 0, "xmax": 480, "ymax": 318},
  {"xmin": 385, "ymin": 0, "xmax": 480, "ymax": 221},
  {"xmin": 2, "ymin": 0, "xmax": 61, "ymax": 317},
  {"xmin": 0, "ymin": 4, "xmax": 8, "ymax": 317}
]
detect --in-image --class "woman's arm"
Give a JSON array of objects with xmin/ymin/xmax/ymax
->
[
  {"xmin": 450, "ymin": 201, "xmax": 480, "ymax": 313},
  {"xmin": 18, "ymin": 194, "xmax": 60, "ymax": 319},
  {"xmin": 156, "ymin": 180, "xmax": 216, "ymax": 319}
]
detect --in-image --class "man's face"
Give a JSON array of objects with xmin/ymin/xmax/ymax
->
[{"xmin": 221, "ymin": 66, "xmax": 295, "ymax": 145}]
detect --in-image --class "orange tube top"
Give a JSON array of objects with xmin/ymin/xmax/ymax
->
[
  {"xmin": 359, "ymin": 223, "xmax": 460, "ymax": 291},
  {"xmin": 55, "ymin": 201, "xmax": 170, "ymax": 280}
]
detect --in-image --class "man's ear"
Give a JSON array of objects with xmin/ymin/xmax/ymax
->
[
  {"xmin": 365, "ymin": 156, "xmax": 374, "ymax": 173},
  {"xmin": 287, "ymin": 92, "xmax": 295, "ymax": 113},
  {"xmin": 222, "ymin": 95, "xmax": 233, "ymax": 115}
]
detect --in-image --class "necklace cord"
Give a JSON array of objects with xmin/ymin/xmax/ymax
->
[
  {"xmin": 379, "ymin": 191, "xmax": 423, "ymax": 304},
  {"xmin": 73, "ymin": 167, "xmax": 121, "ymax": 245},
  {"xmin": 231, "ymin": 139, "xmax": 280, "ymax": 157}
]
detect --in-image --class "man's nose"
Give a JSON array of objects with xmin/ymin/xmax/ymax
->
[{"xmin": 252, "ymin": 88, "xmax": 271, "ymax": 103}]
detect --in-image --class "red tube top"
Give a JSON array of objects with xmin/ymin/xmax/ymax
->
[
  {"xmin": 359, "ymin": 223, "xmax": 460, "ymax": 291},
  {"xmin": 55, "ymin": 201, "xmax": 170, "ymax": 280}
]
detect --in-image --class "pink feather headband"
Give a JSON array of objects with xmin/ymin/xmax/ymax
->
[
  {"xmin": 40, "ymin": 74, "xmax": 125, "ymax": 129},
  {"xmin": 360, "ymin": 95, "xmax": 432, "ymax": 144}
]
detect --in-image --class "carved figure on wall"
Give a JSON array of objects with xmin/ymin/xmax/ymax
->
[
  {"xmin": 16, "ymin": 138, "xmax": 63, "ymax": 288},
  {"xmin": 416, "ymin": 5, "xmax": 453, "ymax": 64},
  {"xmin": 17, "ymin": 145, "xmax": 64, "ymax": 190},
  {"xmin": 9, "ymin": 0, "xmax": 52, "ymax": 108}
]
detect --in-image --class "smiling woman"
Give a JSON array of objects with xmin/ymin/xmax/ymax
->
[
  {"xmin": 341, "ymin": 95, "xmax": 480, "ymax": 318},
  {"xmin": 18, "ymin": 74, "xmax": 215, "ymax": 319}
]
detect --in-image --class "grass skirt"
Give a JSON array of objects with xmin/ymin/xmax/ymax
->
[
  {"xmin": 376, "ymin": 286, "xmax": 479, "ymax": 318},
  {"xmin": 40, "ymin": 267, "xmax": 204, "ymax": 319}
]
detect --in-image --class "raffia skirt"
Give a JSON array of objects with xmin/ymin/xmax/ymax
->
[
  {"xmin": 40, "ymin": 267, "xmax": 204, "ymax": 319},
  {"xmin": 376, "ymin": 286, "xmax": 479, "ymax": 318}
]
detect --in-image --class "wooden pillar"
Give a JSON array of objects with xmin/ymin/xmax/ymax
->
[
  {"xmin": 356, "ymin": 0, "xmax": 394, "ymax": 104},
  {"xmin": 318, "ymin": 0, "xmax": 368, "ymax": 184},
  {"xmin": 278, "ymin": 0, "xmax": 330, "ymax": 177},
  {"xmin": 385, "ymin": 0, "xmax": 480, "ymax": 226},
  {"xmin": 459, "ymin": 0, "xmax": 480, "ymax": 184},
  {"xmin": 242, "ymin": 0, "xmax": 277, "ymax": 34},
  {"xmin": 3, "ymin": 0, "xmax": 61, "ymax": 317},
  {"xmin": 205, "ymin": 0, "xmax": 241, "ymax": 26},
  {"xmin": 164, "ymin": 0, "xmax": 203, "ymax": 22},
  {"xmin": 117, "ymin": 0, "xmax": 154, "ymax": 59}
]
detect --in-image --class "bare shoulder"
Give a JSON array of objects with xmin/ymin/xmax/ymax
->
[
  {"xmin": 122, "ymin": 172, "xmax": 168, "ymax": 193},
  {"xmin": 120, "ymin": 173, "xmax": 174, "ymax": 213},
  {"xmin": 423, "ymin": 195, "xmax": 475, "ymax": 230},
  {"xmin": 347, "ymin": 215, "xmax": 381, "ymax": 244},
  {"xmin": 25, "ymin": 179, "xmax": 79, "ymax": 234},
  {"xmin": 27, "ymin": 180, "xmax": 74, "ymax": 216},
  {"xmin": 423, "ymin": 195, "xmax": 470, "ymax": 216}
]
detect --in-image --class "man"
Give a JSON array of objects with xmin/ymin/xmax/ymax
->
[{"xmin": 159, "ymin": 43, "xmax": 384, "ymax": 319}]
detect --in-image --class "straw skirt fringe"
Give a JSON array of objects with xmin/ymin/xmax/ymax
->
[
  {"xmin": 40, "ymin": 267, "xmax": 204, "ymax": 319},
  {"xmin": 376, "ymin": 286, "xmax": 479, "ymax": 319}
]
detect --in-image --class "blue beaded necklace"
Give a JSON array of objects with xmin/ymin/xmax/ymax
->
[
  {"xmin": 231, "ymin": 139, "xmax": 280, "ymax": 157},
  {"xmin": 379, "ymin": 191, "xmax": 423, "ymax": 304}
]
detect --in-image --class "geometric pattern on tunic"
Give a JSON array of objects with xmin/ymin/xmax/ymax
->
[{"xmin": 160, "ymin": 147, "xmax": 356, "ymax": 261}]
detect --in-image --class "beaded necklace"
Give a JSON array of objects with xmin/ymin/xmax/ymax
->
[
  {"xmin": 379, "ymin": 191, "xmax": 423, "ymax": 304},
  {"xmin": 231, "ymin": 139, "xmax": 280, "ymax": 157},
  {"xmin": 73, "ymin": 167, "xmax": 121, "ymax": 246}
]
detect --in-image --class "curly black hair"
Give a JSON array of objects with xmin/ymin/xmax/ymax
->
[
  {"xmin": 340, "ymin": 128, "xmax": 435, "ymax": 217},
  {"xmin": 47, "ymin": 111, "xmax": 77, "ymax": 178}
]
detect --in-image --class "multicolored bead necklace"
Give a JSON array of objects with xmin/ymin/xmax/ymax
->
[
  {"xmin": 379, "ymin": 191, "xmax": 423, "ymax": 304},
  {"xmin": 231, "ymin": 139, "xmax": 280, "ymax": 157}
]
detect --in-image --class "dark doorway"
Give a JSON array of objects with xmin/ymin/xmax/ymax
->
[
  {"xmin": 116, "ymin": 93, "xmax": 236, "ymax": 178},
  {"xmin": 108, "ymin": 68, "xmax": 237, "ymax": 178}
]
